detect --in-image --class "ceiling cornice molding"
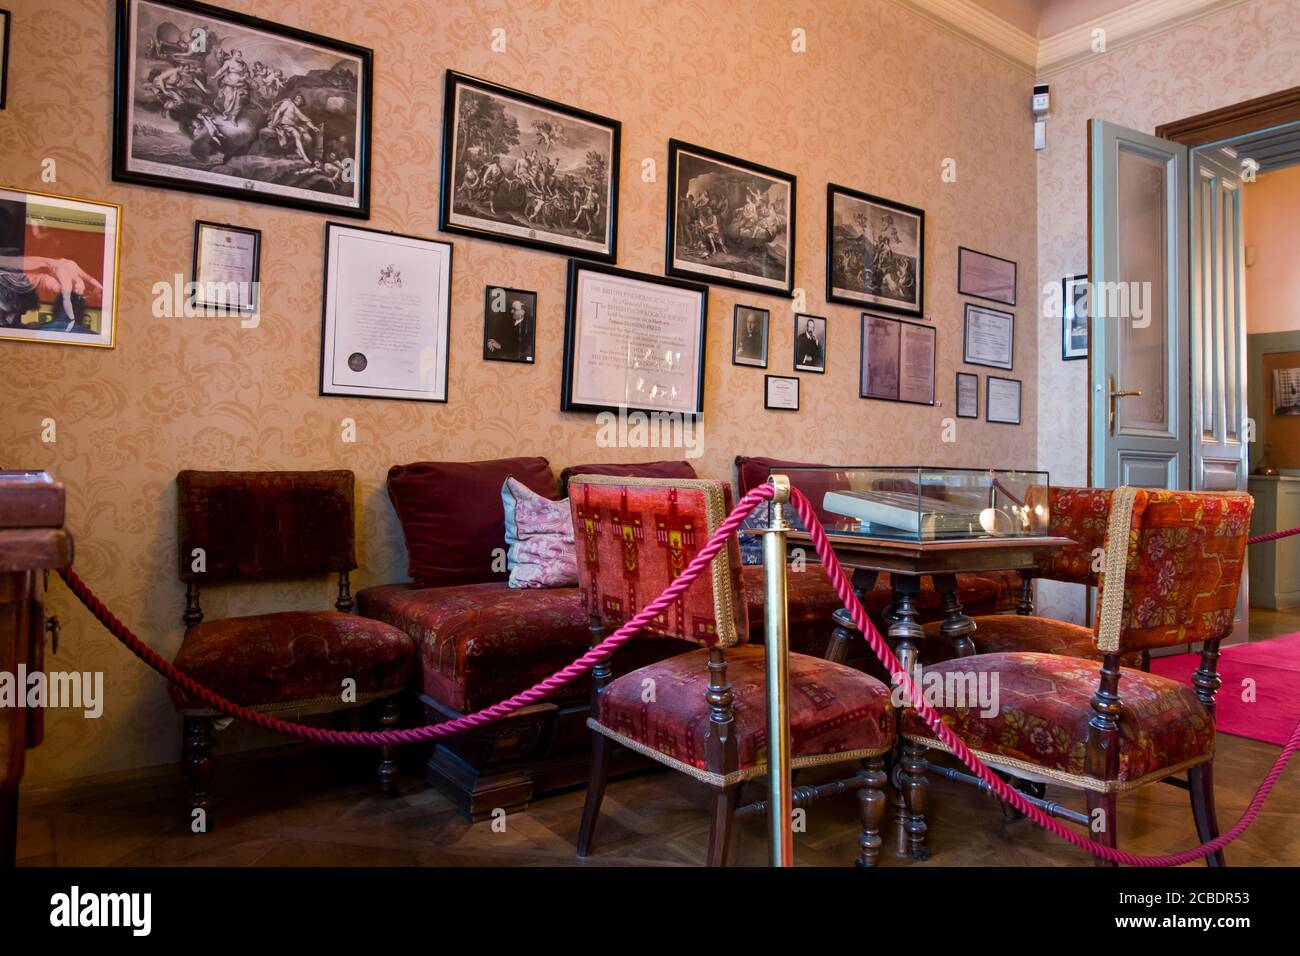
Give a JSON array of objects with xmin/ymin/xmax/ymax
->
[{"xmin": 894, "ymin": 0, "xmax": 1038, "ymax": 73}]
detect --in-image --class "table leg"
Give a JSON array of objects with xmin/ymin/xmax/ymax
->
[
  {"xmin": 827, "ymin": 568, "xmax": 877, "ymax": 663},
  {"xmin": 888, "ymin": 575, "xmax": 925, "ymax": 858},
  {"xmin": 1017, "ymin": 571, "xmax": 1035, "ymax": 615},
  {"xmin": 932, "ymin": 572, "xmax": 977, "ymax": 658}
]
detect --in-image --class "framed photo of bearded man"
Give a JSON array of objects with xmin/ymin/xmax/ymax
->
[{"xmin": 112, "ymin": 0, "xmax": 373, "ymax": 217}]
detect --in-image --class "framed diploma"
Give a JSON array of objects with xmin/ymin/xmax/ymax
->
[
  {"xmin": 561, "ymin": 260, "xmax": 708, "ymax": 417},
  {"xmin": 859, "ymin": 312, "xmax": 934, "ymax": 406},
  {"xmin": 764, "ymin": 375, "xmax": 799, "ymax": 411},
  {"xmin": 986, "ymin": 375, "xmax": 1022, "ymax": 425},
  {"xmin": 955, "ymin": 372, "xmax": 978, "ymax": 419},
  {"xmin": 963, "ymin": 302, "xmax": 1014, "ymax": 370},
  {"xmin": 319, "ymin": 223, "xmax": 452, "ymax": 403},
  {"xmin": 192, "ymin": 221, "xmax": 260, "ymax": 314},
  {"xmin": 957, "ymin": 246, "xmax": 1017, "ymax": 306}
]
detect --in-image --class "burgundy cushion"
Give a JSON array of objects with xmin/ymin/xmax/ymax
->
[
  {"xmin": 595, "ymin": 645, "xmax": 895, "ymax": 777},
  {"xmin": 558, "ymin": 459, "xmax": 697, "ymax": 493},
  {"xmin": 169, "ymin": 611, "xmax": 414, "ymax": 710},
  {"xmin": 921, "ymin": 613, "xmax": 1142, "ymax": 666},
  {"xmin": 734, "ymin": 455, "xmax": 827, "ymax": 496},
  {"xmin": 387, "ymin": 457, "xmax": 557, "ymax": 588}
]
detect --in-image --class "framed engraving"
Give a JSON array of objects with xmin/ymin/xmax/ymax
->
[
  {"xmin": 963, "ymin": 302, "xmax": 1014, "ymax": 370},
  {"xmin": 764, "ymin": 375, "xmax": 799, "ymax": 411},
  {"xmin": 859, "ymin": 312, "xmax": 935, "ymax": 406},
  {"xmin": 826, "ymin": 184, "xmax": 923, "ymax": 318},
  {"xmin": 958, "ymin": 245, "xmax": 1017, "ymax": 306}
]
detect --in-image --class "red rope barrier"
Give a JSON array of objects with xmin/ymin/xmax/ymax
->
[{"xmin": 1248, "ymin": 525, "xmax": 1300, "ymax": 544}]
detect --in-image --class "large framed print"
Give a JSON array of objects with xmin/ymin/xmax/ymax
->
[
  {"xmin": 0, "ymin": 187, "xmax": 121, "ymax": 348},
  {"xmin": 191, "ymin": 220, "xmax": 260, "ymax": 314},
  {"xmin": 859, "ymin": 312, "xmax": 934, "ymax": 406},
  {"xmin": 963, "ymin": 302, "xmax": 1014, "ymax": 370},
  {"xmin": 440, "ymin": 71, "xmax": 620, "ymax": 263},
  {"xmin": 319, "ymin": 223, "xmax": 452, "ymax": 403},
  {"xmin": 666, "ymin": 140, "xmax": 795, "ymax": 297},
  {"xmin": 826, "ymin": 184, "xmax": 923, "ymax": 318},
  {"xmin": 561, "ymin": 260, "xmax": 707, "ymax": 417},
  {"xmin": 957, "ymin": 246, "xmax": 1017, "ymax": 306},
  {"xmin": 986, "ymin": 375, "xmax": 1022, "ymax": 425},
  {"xmin": 1062, "ymin": 273, "xmax": 1088, "ymax": 361},
  {"xmin": 113, "ymin": 0, "xmax": 373, "ymax": 217}
]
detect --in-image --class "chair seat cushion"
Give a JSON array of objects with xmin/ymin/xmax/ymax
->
[
  {"xmin": 169, "ymin": 611, "xmax": 415, "ymax": 711},
  {"xmin": 921, "ymin": 614, "xmax": 1144, "ymax": 666},
  {"xmin": 592, "ymin": 645, "xmax": 895, "ymax": 785},
  {"xmin": 900, "ymin": 652, "xmax": 1213, "ymax": 790}
]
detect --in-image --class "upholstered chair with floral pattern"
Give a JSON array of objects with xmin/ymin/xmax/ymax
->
[
  {"xmin": 899, "ymin": 487, "xmax": 1254, "ymax": 865},
  {"xmin": 569, "ymin": 475, "xmax": 896, "ymax": 866}
]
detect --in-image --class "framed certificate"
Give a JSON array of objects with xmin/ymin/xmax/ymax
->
[
  {"xmin": 192, "ymin": 221, "xmax": 260, "ymax": 314},
  {"xmin": 319, "ymin": 223, "xmax": 452, "ymax": 403},
  {"xmin": 764, "ymin": 375, "xmax": 799, "ymax": 411},
  {"xmin": 955, "ymin": 372, "xmax": 978, "ymax": 419},
  {"xmin": 561, "ymin": 260, "xmax": 708, "ymax": 416},
  {"xmin": 986, "ymin": 375, "xmax": 1022, "ymax": 425},
  {"xmin": 963, "ymin": 302, "xmax": 1014, "ymax": 370},
  {"xmin": 958, "ymin": 246, "xmax": 1017, "ymax": 306},
  {"xmin": 859, "ymin": 312, "xmax": 934, "ymax": 406}
]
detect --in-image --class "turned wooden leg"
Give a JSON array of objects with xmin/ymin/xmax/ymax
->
[
  {"xmin": 826, "ymin": 569, "xmax": 877, "ymax": 663},
  {"xmin": 900, "ymin": 740, "xmax": 930, "ymax": 861},
  {"xmin": 576, "ymin": 733, "xmax": 613, "ymax": 859},
  {"xmin": 856, "ymin": 756, "xmax": 888, "ymax": 868},
  {"xmin": 183, "ymin": 716, "xmax": 214, "ymax": 832},
  {"xmin": 891, "ymin": 756, "xmax": 909, "ymax": 858},
  {"xmin": 1189, "ymin": 762, "xmax": 1226, "ymax": 867},
  {"xmin": 377, "ymin": 696, "xmax": 400, "ymax": 797},
  {"xmin": 706, "ymin": 783, "xmax": 742, "ymax": 867},
  {"xmin": 1085, "ymin": 790, "xmax": 1118, "ymax": 867},
  {"xmin": 933, "ymin": 573, "xmax": 976, "ymax": 658}
]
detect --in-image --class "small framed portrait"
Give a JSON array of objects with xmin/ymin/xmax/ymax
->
[
  {"xmin": 826, "ymin": 184, "xmax": 924, "ymax": 318},
  {"xmin": 732, "ymin": 304, "xmax": 769, "ymax": 368},
  {"xmin": 191, "ymin": 220, "xmax": 261, "ymax": 314},
  {"xmin": 958, "ymin": 246, "xmax": 1017, "ymax": 306},
  {"xmin": 955, "ymin": 372, "xmax": 979, "ymax": 419},
  {"xmin": 1062, "ymin": 273, "xmax": 1088, "ymax": 361},
  {"xmin": 1, "ymin": 9, "xmax": 11, "ymax": 110},
  {"xmin": 963, "ymin": 302, "xmax": 1015, "ymax": 370},
  {"xmin": 0, "ymin": 186, "xmax": 121, "ymax": 348},
  {"xmin": 1274, "ymin": 368, "xmax": 1300, "ymax": 416},
  {"xmin": 793, "ymin": 313, "xmax": 826, "ymax": 374},
  {"xmin": 666, "ymin": 139, "xmax": 796, "ymax": 297},
  {"xmin": 764, "ymin": 375, "xmax": 799, "ymax": 411},
  {"xmin": 483, "ymin": 286, "xmax": 536, "ymax": 363},
  {"xmin": 986, "ymin": 375, "xmax": 1022, "ymax": 425},
  {"xmin": 859, "ymin": 312, "xmax": 935, "ymax": 405}
]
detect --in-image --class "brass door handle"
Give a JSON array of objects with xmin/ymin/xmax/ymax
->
[{"xmin": 1108, "ymin": 376, "xmax": 1142, "ymax": 434}]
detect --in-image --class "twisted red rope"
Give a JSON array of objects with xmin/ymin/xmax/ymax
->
[{"xmin": 1248, "ymin": 525, "xmax": 1300, "ymax": 544}]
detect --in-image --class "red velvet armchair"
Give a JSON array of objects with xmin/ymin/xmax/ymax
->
[{"xmin": 569, "ymin": 475, "xmax": 896, "ymax": 866}]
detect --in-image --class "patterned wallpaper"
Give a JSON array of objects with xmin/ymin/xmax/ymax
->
[
  {"xmin": 1033, "ymin": 0, "xmax": 1300, "ymax": 623},
  {"xmin": 2, "ymin": 0, "xmax": 1040, "ymax": 783}
]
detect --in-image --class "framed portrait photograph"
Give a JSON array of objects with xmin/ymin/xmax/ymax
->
[
  {"xmin": 764, "ymin": 375, "xmax": 799, "ymax": 411},
  {"xmin": 986, "ymin": 375, "xmax": 1022, "ymax": 425},
  {"xmin": 440, "ymin": 71, "xmax": 620, "ymax": 262},
  {"xmin": 955, "ymin": 372, "xmax": 979, "ymax": 419},
  {"xmin": 666, "ymin": 140, "xmax": 795, "ymax": 297},
  {"xmin": 826, "ymin": 184, "xmax": 923, "ymax": 318},
  {"xmin": 1274, "ymin": 368, "xmax": 1300, "ymax": 416},
  {"xmin": 732, "ymin": 304, "xmax": 769, "ymax": 368},
  {"xmin": 0, "ymin": 187, "xmax": 121, "ymax": 349},
  {"xmin": 793, "ymin": 313, "xmax": 826, "ymax": 374},
  {"xmin": 319, "ymin": 223, "xmax": 452, "ymax": 403},
  {"xmin": 963, "ymin": 302, "xmax": 1015, "ymax": 370},
  {"xmin": 191, "ymin": 220, "xmax": 260, "ymax": 314},
  {"xmin": 859, "ymin": 312, "xmax": 935, "ymax": 405},
  {"xmin": 958, "ymin": 246, "xmax": 1017, "ymax": 306},
  {"xmin": 1062, "ymin": 273, "xmax": 1089, "ymax": 361},
  {"xmin": 113, "ymin": 0, "xmax": 372, "ymax": 217},
  {"xmin": 483, "ymin": 286, "xmax": 536, "ymax": 363},
  {"xmin": 1, "ymin": 9, "xmax": 10, "ymax": 110},
  {"xmin": 561, "ymin": 260, "xmax": 708, "ymax": 417}
]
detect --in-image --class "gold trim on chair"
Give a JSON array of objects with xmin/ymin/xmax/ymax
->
[{"xmin": 1095, "ymin": 485, "xmax": 1139, "ymax": 655}]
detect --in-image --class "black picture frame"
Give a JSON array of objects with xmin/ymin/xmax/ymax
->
[
  {"xmin": 482, "ymin": 286, "xmax": 537, "ymax": 364},
  {"xmin": 0, "ymin": 9, "xmax": 11, "ymax": 111},
  {"xmin": 963, "ymin": 302, "xmax": 1015, "ymax": 370},
  {"xmin": 858, "ymin": 312, "xmax": 936, "ymax": 406},
  {"xmin": 957, "ymin": 245, "xmax": 1017, "ymax": 306},
  {"xmin": 764, "ymin": 375, "xmax": 799, "ymax": 411},
  {"xmin": 986, "ymin": 375, "xmax": 1022, "ymax": 425},
  {"xmin": 793, "ymin": 313, "xmax": 826, "ymax": 374},
  {"xmin": 1062, "ymin": 273, "xmax": 1089, "ymax": 361},
  {"xmin": 732, "ymin": 304, "xmax": 769, "ymax": 368},
  {"xmin": 561, "ymin": 259, "xmax": 708, "ymax": 417},
  {"xmin": 825, "ymin": 183, "xmax": 924, "ymax": 318},
  {"xmin": 439, "ymin": 70, "xmax": 621, "ymax": 263},
  {"xmin": 191, "ymin": 220, "xmax": 261, "ymax": 314},
  {"xmin": 665, "ymin": 139, "xmax": 796, "ymax": 297},
  {"xmin": 112, "ymin": 0, "xmax": 373, "ymax": 218},
  {"xmin": 955, "ymin": 372, "xmax": 978, "ymax": 419}
]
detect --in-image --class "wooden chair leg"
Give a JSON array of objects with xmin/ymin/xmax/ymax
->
[
  {"xmin": 377, "ymin": 696, "xmax": 400, "ymax": 797},
  {"xmin": 706, "ymin": 783, "xmax": 742, "ymax": 867},
  {"xmin": 576, "ymin": 733, "xmax": 613, "ymax": 859},
  {"xmin": 856, "ymin": 756, "xmax": 888, "ymax": 867},
  {"xmin": 1085, "ymin": 790, "xmax": 1118, "ymax": 867},
  {"xmin": 900, "ymin": 740, "xmax": 930, "ymax": 861},
  {"xmin": 1188, "ymin": 762, "xmax": 1226, "ymax": 867},
  {"xmin": 183, "ymin": 716, "xmax": 214, "ymax": 832}
]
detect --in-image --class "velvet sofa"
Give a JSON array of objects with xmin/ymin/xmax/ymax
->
[{"xmin": 357, "ymin": 454, "xmax": 1020, "ymax": 818}]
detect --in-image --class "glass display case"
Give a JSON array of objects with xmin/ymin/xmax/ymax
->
[{"xmin": 767, "ymin": 466, "xmax": 1051, "ymax": 541}]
